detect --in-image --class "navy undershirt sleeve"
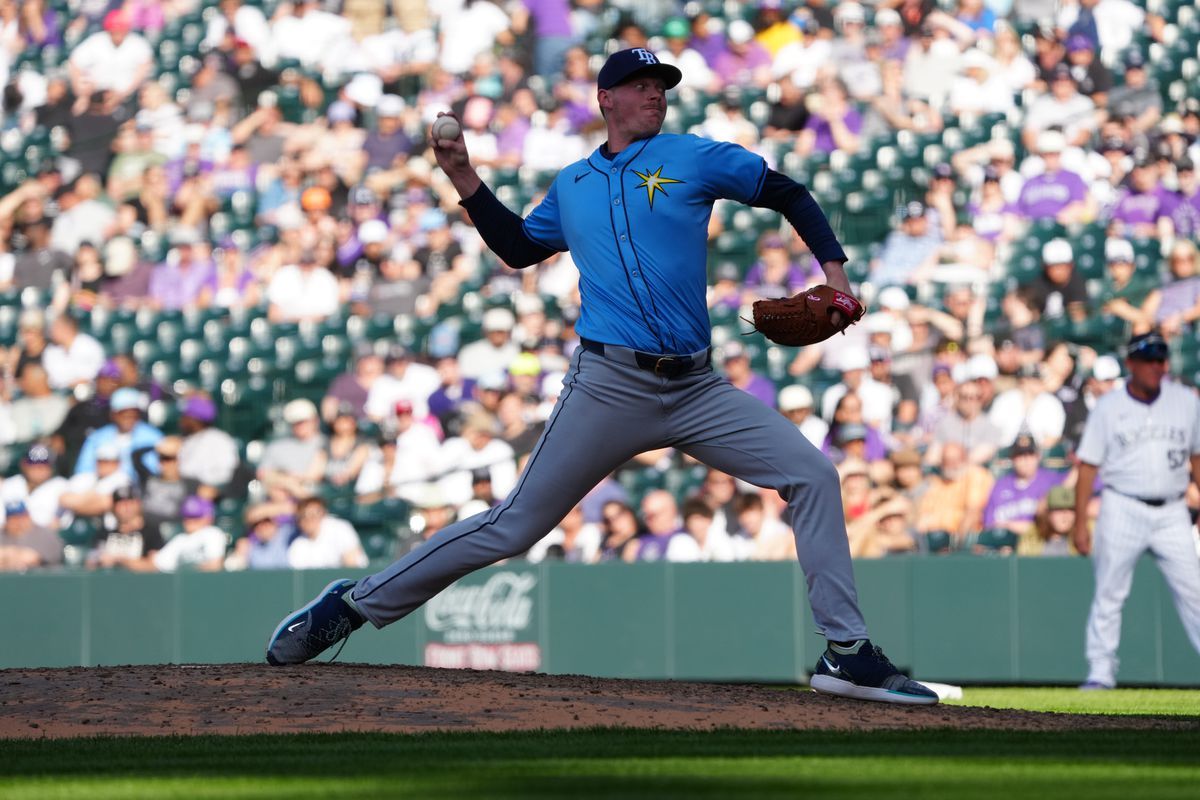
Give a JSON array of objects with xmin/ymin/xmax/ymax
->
[
  {"xmin": 749, "ymin": 170, "xmax": 848, "ymax": 266},
  {"xmin": 459, "ymin": 184, "xmax": 558, "ymax": 269}
]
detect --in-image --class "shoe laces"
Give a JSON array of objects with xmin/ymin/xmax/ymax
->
[
  {"xmin": 860, "ymin": 643, "xmax": 898, "ymax": 673},
  {"xmin": 325, "ymin": 632, "xmax": 352, "ymax": 663}
]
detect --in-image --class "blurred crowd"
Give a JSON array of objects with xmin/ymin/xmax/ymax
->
[{"xmin": 1, "ymin": 0, "xmax": 1199, "ymax": 573}]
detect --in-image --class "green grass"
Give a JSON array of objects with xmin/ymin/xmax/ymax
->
[
  {"xmin": 948, "ymin": 687, "xmax": 1200, "ymax": 716},
  {"xmin": 3, "ymin": 728, "xmax": 1200, "ymax": 799}
]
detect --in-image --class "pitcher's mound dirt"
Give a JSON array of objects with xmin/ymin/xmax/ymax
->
[{"xmin": 1, "ymin": 664, "xmax": 1193, "ymax": 739}]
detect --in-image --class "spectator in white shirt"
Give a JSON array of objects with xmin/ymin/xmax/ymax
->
[
  {"xmin": 286, "ymin": 496, "xmax": 368, "ymax": 569},
  {"xmin": 204, "ymin": 0, "xmax": 273, "ymax": 60},
  {"xmin": 151, "ymin": 496, "xmax": 228, "ymax": 573},
  {"xmin": 68, "ymin": 9, "xmax": 153, "ymax": 103},
  {"xmin": 364, "ymin": 345, "xmax": 441, "ymax": 423},
  {"xmin": 524, "ymin": 502, "xmax": 603, "ymax": 563},
  {"xmin": 458, "ymin": 307, "xmax": 520, "ymax": 379},
  {"xmin": 987, "ymin": 362, "xmax": 1066, "ymax": 448},
  {"xmin": 658, "ymin": 17, "xmax": 718, "ymax": 93},
  {"xmin": 778, "ymin": 384, "xmax": 829, "ymax": 449},
  {"xmin": 42, "ymin": 314, "xmax": 105, "ymax": 392},
  {"xmin": 266, "ymin": 248, "xmax": 341, "ymax": 324},
  {"xmin": 437, "ymin": 411, "xmax": 517, "ymax": 508},
  {"xmin": 58, "ymin": 443, "xmax": 132, "ymax": 519},
  {"xmin": 178, "ymin": 395, "xmax": 241, "ymax": 493},
  {"xmin": 270, "ymin": 0, "xmax": 353, "ymax": 69},
  {"xmin": 356, "ymin": 400, "xmax": 442, "ymax": 505},
  {"xmin": 0, "ymin": 444, "xmax": 69, "ymax": 530}
]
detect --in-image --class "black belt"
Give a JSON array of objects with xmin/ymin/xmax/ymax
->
[
  {"xmin": 1110, "ymin": 489, "xmax": 1185, "ymax": 507},
  {"xmin": 579, "ymin": 338, "xmax": 711, "ymax": 378}
]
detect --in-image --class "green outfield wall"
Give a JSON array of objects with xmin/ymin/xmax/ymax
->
[{"xmin": 3, "ymin": 556, "xmax": 1198, "ymax": 685}]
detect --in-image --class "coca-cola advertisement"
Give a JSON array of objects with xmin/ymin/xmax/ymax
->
[{"xmin": 423, "ymin": 570, "xmax": 541, "ymax": 672}]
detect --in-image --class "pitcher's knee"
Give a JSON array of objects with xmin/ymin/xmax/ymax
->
[{"xmin": 778, "ymin": 455, "xmax": 840, "ymax": 499}]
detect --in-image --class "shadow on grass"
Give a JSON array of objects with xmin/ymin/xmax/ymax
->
[{"xmin": 2, "ymin": 729, "xmax": 1200, "ymax": 779}]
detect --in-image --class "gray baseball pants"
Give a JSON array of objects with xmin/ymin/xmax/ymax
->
[{"xmin": 352, "ymin": 344, "xmax": 869, "ymax": 643}]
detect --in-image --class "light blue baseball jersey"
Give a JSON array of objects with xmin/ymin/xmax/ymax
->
[{"xmin": 522, "ymin": 133, "xmax": 767, "ymax": 354}]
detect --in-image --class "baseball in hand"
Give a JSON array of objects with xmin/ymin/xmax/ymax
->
[{"xmin": 432, "ymin": 116, "xmax": 461, "ymax": 142}]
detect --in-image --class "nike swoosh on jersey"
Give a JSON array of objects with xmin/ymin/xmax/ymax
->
[{"xmin": 574, "ymin": 171, "xmax": 590, "ymax": 183}]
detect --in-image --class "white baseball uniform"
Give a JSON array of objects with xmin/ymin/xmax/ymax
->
[{"xmin": 1076, "ymin": 380, "xmax": 1200, "ymax": 687}]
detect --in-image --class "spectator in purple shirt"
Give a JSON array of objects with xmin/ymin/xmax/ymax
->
[
  {"xmin": 707, "ymin": 261, "xmax": 744, "ymax": 313},
  {"xmin": 494, "ymin": 91, "xmax": 534, "ymax": 167},
  {"xmin": 796, "ymin": 77, "xmax": 863, "ymax": 156},
  {"xmin": 520, "ymin": 0, "xmax": 575, "ymax": 78},
  {"xmin": 635, "ymin": 490, "xmax": 700, "ymax": 562},
  {"xmin": 1015, "ymin": 130, "xmax": 1093, "ymax": 223},
  {"xmin": 688, "ymin": 10, "xmax": 728, "ymax": 67},
  {"xmin": 712, "ymin": 19, "xmax": 773, "ymax": 88},
  {"xmin": 1167, "ymin": 158, "xmax": 1200, "ymax": 238},
  {"xmin": 163, "ymin": 134, "xmax": 214, "ymax": 197},
  {"xmin": 874, "ymin": 8, "xmax": 911, "ymax": 63},
  {"xmin": 720, "ymin": 342, "xmax": 776, "ymax": 409},
  {"xmin": 1144, "ymin": 239, "xmax": 1200, "ymax": 340},
  {"xmin": 822, "ymin": 394, "xmax": 888, "ymax": 464},
  {"xmin": 321, "ymin": 343, "xmax": 387, "ymax": 423},
  {"xmin": 743, "ymin": 232, "xmax": 816, "ymax": 301},
  {"xmin": 21, "ymin": 0, "xmax": 63, "ymax": 47},
  {"xmin": 981, "ymin": 434, "xmax": 1065, "ymax": 536},
  {"xmin": 363, "ymin": 95, "xmax": 412, "ymax": 173},
  {"xmin": 148, "ymin": 230, "xmax": 214, "ymax": 310},
  {"xmin": 208, "ymin": 144, "xmax": 257, "ymax": 200},
  {"xmin": 1108, "ymin": 154, "xmax": 1176, "ymax": 239},
  {"xmin": 968, "ymin": 166, "xmax": 1018, "ymax": 243}
]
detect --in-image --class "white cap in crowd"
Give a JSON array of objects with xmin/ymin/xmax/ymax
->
[
  {"xmin": 876, "ymin": 286, "xmax": 910, "ymax": 311},
  {"xmin": 839, "ymin": 348, "xmax": 871, "ymax": 372},
  {"xmin": 1037, "ymin": 129, "xmax": 1067, "ymax": 154},
  {"xmin": 1042, "ymin": 238, "xmax": 1073, "ymax": 264},
  {"xmin": 1104, "ymin": 238, "xmax": 1135, "ymax": 263},
  {"xmin": 966, "ymin": 353, "xmax": 998, "ymax": 381},
  {"xmin": 358, "ymin": 219, "xmax": 389, "ymax": 245},
  {"xmin": 1092, "ymin": 355, "xmax": 1122, "ymax": 381},
  {"xmin": 863, "ymin": 313, "xmax": 896, "ymax": 334},
  {"xmin": 779, "ymin": 384, "xmax": 815, "ymax": 412},
  {"xmin": 282, "ymin": 398, "xmax": 319, "ymax": 424},
  {"xmin": 482, "ymin": 308, "xmax": 516, "ymax": 332},
  {"xmin": 727, "ymin": 19, "xmax": 755, "ymax": 44},
  {"xmin": 874, "ymin": 7, "xmax": 901, "ymax": 27}
]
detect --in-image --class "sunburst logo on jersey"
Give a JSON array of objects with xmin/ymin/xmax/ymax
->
[{"xmin": 632, "ymin": 165, "xmax": 683, "ymax": 209}]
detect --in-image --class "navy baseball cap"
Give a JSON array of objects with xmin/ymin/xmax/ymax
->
[
  {"xmin": 23, "ymin": 444, "xmax": 55, "ymax": 466},
  {"xmin": 1127, "ymin": 331, "xmax": 1168, "ymax": 361},
  {"xmin": 1124, "ymin": 50, "xmax": 1146, "ymax": 69},
  {"xmin": 597, "ymin": 48, "xmax": 682, "ymax": 90}
]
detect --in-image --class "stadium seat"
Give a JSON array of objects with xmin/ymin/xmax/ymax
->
[{"xmin": 974, "ymin": 529, "xmax": 1018, "ymax": 553}]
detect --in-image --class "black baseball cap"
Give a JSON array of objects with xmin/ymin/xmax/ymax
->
[
  {"xmin": 1127, "ymin": 331, "xmax": 1168, "ymax": 361},
  {"xmin": 113, "ymin": 484, "xmax": 142, "ymax": 502},
  {"xmin": 1009, "ymin": 433, "xmax": 1038, "ymax": 456},
  {"xmin": 597, "ymin": 48, "xmax": 682, "ymax": 90}
]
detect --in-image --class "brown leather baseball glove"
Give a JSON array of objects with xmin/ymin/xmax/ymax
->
[{"xmin": 748, "ymin": 285, "xmax": 865, "ymax": 347}]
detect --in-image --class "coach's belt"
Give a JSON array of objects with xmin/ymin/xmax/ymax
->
[
  {"xmin": 1109, "ymin": 489, "xmax": 1186, "ymax": 507},
  {"xmin": 579, "ymin": 338, "xmax": 711, "ymax": 378}
]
